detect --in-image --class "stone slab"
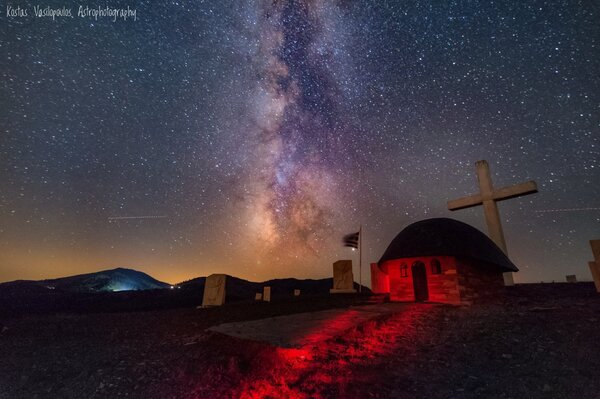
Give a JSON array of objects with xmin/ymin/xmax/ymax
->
[
  {"xmin": 590, "ymin": 240, "xmax": 600, "ymax": 262},
  {"xmin": 201, "ymin": 274, "xmax": 227, "ymax": 307},
  {"xmin": 589, "ymin": 261, "xmax": 600, "ymax": 293},
  {"xmin": 503, "ymin": 272, "xmax": 515, "ymax": 286},
  {"xmin": 332, "ymin": 259, "xmax": 354, "ymax": 291},
  {"xmin": 208, "ymin": 303, "xmax": 413, "ymax": 348}
]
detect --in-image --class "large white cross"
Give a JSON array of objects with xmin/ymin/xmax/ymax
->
[{"xmin": 447, "ymin": 160, "xmax": 538, "ymax": 286}]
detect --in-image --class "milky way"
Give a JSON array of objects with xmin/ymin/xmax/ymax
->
[
  {"xmin": 232, "ymin": 2, "xmax": 356, "ymax": 264},
  {"xmin": 1, "ymin": 1, "xmax": 598, "ymax": 284}
]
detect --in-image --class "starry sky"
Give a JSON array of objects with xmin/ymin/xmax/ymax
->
[{"xmin": 1, "ymin": 0, "xmax": 598, "ymax": 285}]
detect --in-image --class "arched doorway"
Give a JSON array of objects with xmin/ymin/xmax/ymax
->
[{"xmin": 411, "ymin": 261, "xmax": 429, "ymax": 302}]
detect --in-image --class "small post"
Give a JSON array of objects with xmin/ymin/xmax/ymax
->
[
  {"xmin": 359, "ymin": 224, "xmax": 362, "ymax": 293},
  {"xmin": 263, "ymin": 286, "xmax": 271, "ymax": 302}
]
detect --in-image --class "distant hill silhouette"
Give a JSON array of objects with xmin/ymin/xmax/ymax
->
[
  {"xmin": 177, "ymin": 275, "xmax": 355, "ymax": 302},
  {"xmin": 0, "ymin": 267, "xmax": 169, "ymax": 293},
  {"xmin": 0, "ymin": 270, "xmax": 369, "ymax": 316}
]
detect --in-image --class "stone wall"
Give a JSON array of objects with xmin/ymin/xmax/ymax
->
[
  {"xmin": 456, "ymin": 259, "xmax": 506, "ymax": 304},
  {"xmin": 382, "ymin": 256, "xmax": 461, "ymax": 305},
  {"xmin": 427, "ymin": 256, "xmax": 461, "ymax": 305},
  {"xmin": 370, "ymin": 263, "xmax": 390, "ymax": 294},
  {"xmin": 384, "ymin": 258, "xmax": 412, "ymax": 301}
]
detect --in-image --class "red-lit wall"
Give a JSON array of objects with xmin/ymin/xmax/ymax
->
[
  {"xmin": 380, "ymin": 256, "xmax": 461, "ymax": 305},
  {"xmin": 370, "ymin": 262, "xmax": 390, "ymax": 293}
]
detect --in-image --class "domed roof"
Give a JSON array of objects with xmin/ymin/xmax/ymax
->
[{"xmin": 378, "ymin": 218, "xmax": 518, "ymax": 272}]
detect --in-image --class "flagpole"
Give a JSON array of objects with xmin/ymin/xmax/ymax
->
[{"xmin": 359, "ymin": 224, "xmax": 362, "ymax": 293}]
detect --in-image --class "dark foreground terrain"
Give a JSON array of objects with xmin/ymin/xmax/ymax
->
[{"xmin": 1, "ymin": 283, "xmax": 599, "ymax": 398}]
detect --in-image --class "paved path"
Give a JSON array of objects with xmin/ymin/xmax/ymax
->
[{"xmin": 208, "ymin": 303, "xmax": 411, "ymax": 348}]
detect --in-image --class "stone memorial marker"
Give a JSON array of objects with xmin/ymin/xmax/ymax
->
[
  {"xmin": 330, "ymin": 260, "xmax": 357, "ymax": 293},
  {"xmin": 566, "ymin": 274, "xmax": 577, "ymax": 283},
  {"xmin": 591, "ymin": 240, "xmax": 600, "ymax": 261},
  {"xmin": 589, "ymin": 262, "xmax": 600, "ymax": 293},
  {"xmin": 448, "ymin": 160, "xmax": 537, "ymax": 286},
  {"xmin": 589, "ymin": 240, "xmax": 600, "ymax": 293},
  {"xmin": 255, "ymin": 293, "xmax": 263, "ymax": 301},
  {"xmin": 294, "ymin": 289, "xmax": 300, "ymax": 296},
  {"xmin": 263, "ymin": 286, "xmax": 271, "ymax": 302},
  {"xmin": 201, "ymin": 274, "xmax": 227, "ymax": 307}
]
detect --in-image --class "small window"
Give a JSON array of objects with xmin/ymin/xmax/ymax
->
[
  {"xmin": 430, "ymin": 259, "xmax": 442, "ymax": 275},
  {"xmin": 400, "ymin": 263, "xmax": 408, "ymax": 278}
]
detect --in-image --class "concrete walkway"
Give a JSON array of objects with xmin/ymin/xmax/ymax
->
[{"xmin": 208, "ymin": 303, "xmax": 411, "ymax": 348}]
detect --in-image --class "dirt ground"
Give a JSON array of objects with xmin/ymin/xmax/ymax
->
[{"xmin": 1, "ymin": 283, "xmax": 599, "ymax": 398}]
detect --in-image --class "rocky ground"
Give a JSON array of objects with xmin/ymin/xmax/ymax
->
[{"xmin": 0, "ymin": 283, "xmax": 599, "ymax": 398}]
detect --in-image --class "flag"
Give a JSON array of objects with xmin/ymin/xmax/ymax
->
[{"xmin": 343, "ymin": 231, "xmax": 359, "ymax": 249}]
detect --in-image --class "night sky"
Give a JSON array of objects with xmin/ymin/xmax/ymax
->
[{"xmin": 1, "ymin": 1, "xmax": 598, "ymax": 285}]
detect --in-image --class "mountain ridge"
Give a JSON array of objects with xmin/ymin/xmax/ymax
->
[
  {"xmin": 0, "ymin": 268, "xmax": 370, "ymax": 316},
  {"xmin": 0, "ymin": 267, "xmax": 170, "ymax": 293}
]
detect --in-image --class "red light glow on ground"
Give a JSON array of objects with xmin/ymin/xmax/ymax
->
[{"xmin": 229, "ymin": 304, "xmax": 438, "ymax": 398}]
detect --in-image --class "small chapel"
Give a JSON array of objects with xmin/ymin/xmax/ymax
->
[{"xmin": 370, "ymin": 218, "xmax": 518, "ymax": 305}]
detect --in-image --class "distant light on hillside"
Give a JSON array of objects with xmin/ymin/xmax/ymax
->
[{"xmin": 109, "ymin": 283, "xmax": 137, "ymax": 292}]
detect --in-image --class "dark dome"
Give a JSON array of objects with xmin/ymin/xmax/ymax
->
[{"xmin": 378, "ymin": 218, "xmax": 518, "ymax": 272}]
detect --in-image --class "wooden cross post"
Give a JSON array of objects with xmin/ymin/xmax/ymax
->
[{"xmin": 447, "ymin": 160, "xmax": 538, "ymax": 286}]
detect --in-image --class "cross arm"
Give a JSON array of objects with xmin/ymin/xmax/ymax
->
[
  {"xmin": 447, "ymin": 194, "xmax": 483, "ymax": 211},
  {"xmin": 492, "ymin": 181, "xmax": 538, "ymax": 202}
]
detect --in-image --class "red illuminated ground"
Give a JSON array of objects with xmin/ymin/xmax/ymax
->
[{"xmin": 1, "ymin": 283, "xmax": 599, "ymax": 398}]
